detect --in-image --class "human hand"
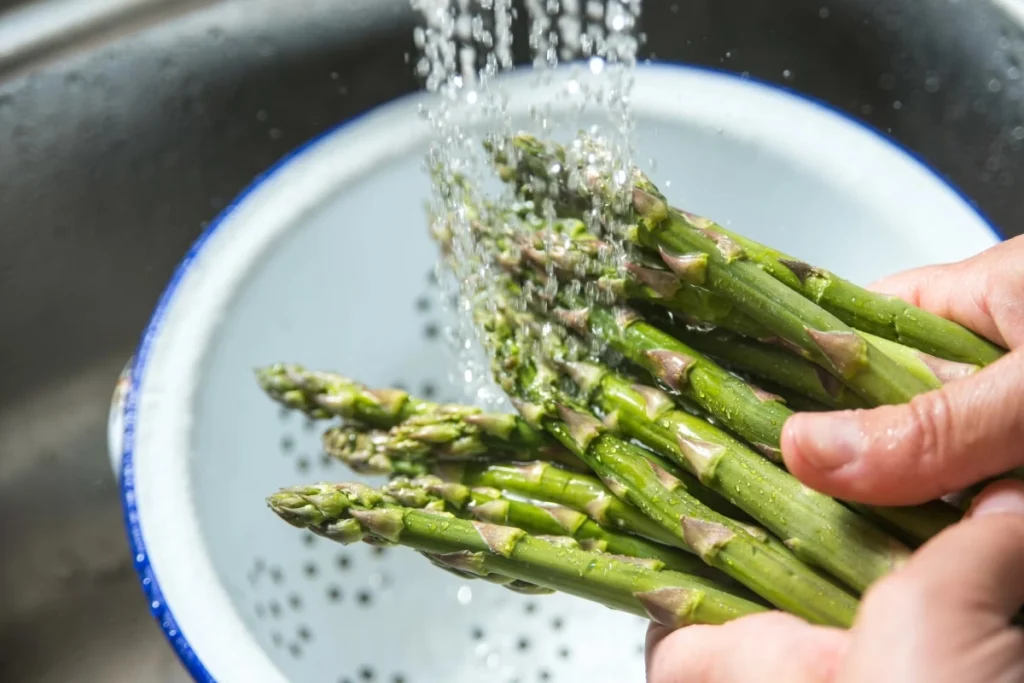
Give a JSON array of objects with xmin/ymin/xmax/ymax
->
[
  {"xmin": 645, "ymin": 481, "xmax": 1024, "ymax": 682},
  {"xmin": 646, "ymin": 235, "xmax": 1024, "ymax": 682}
]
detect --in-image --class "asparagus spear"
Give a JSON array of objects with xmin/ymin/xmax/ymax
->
[
  {"xmin": 698, "ymin": 220, "xmax": 1006, "ymax": 366},
  {"xmin": 553, "ymin": 357, "xmax": 909, "ymax": 591},
  {"xmin": 552, "ymin": 295, "xmax": 793, "ymax": 459},
  {"xmin": 324, "ymin": 398, "xmax": 754, "ymax": 523},
  {"xmin": 268, "ymin": 482, "xmax": 767, "ymax": 627},
  {"xmin": 653, "ymin": 316, "xmax": 978, "ymax": 405},
  {"xmin": 478, "ymin": 306, "xmax": 859, "ymax": 626},
  {"xmin": 382, "ymin": 474, "xmax": 725, "ymax": 578},
  {"xmin": 493, "ymin": 133, "xmax": 937, "ymax": 406},
  {"xmin": 517, "ymin": 219, "xmax": 978, "ymax": 405},
  {"xmin": 256, "ymin": 364, "xmax": 430, "ymax": 427},
  {"xmin": 444, "ymin": 206, "xmax": 963, "ymax": 546}
]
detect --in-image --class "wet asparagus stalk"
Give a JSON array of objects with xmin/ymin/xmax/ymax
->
[
  {"xmin": 515, "ymin": 219, "xmax": 979, "ymax": 405},
  {"xmin": 477, "ymin": 305, "xmax": 859, "ymax": 626},
  {"xmin": 381, "ymin": 474, "xmax": 729, "ymax": 578},
  {"xmin": 445, "ymin": 203, "xmax": 961, "ymax": 546},
  {"xmin": 697, "ymin": 221, "xmax": 1006, "ymax": 366},
  {"xmin": 256, "ymin": 364, "xmax": 432, "ymax": 427},
  {"xmin": 493, "ymin": 133, "xmax": 938, "ymax": 406},
  {"xmin": 267, "ymin": 482, "xmax": 768, "ymax": 627},
  {"xmin": 548, "ymin": 356, "xmax": 911, "ymax": 592}
]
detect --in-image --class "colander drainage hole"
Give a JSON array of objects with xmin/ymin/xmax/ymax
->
[
  {"xmin": 288, "ymin": 642, "xmax": 302, "ymax": 658},
  {"xmin": 304, "ymin": 417, "xmax": 316, "ymax": 432},
  {"xmin": 356, "ymin": 589, "xmax": 373, "ymax": 606},
  {"xmin": 303, "ymin": 561, "xmax": 318, "ymax": 578},
  {"xmin": 336, "ymin": 553, "xmax": 351, "ymax": 570},
  {"xmin": 392, "ymin": 675, "xmax": 407, "ymax": 683},
  {"xmin": 558, "ymin": 646, "xmax": 570, "ymax": 659},
  {"xmin": 517, "ymin": 636, "xmax": 531, "ymax": 651},
  {"xmin": 550, "ymin": 616, "xmax": 564, "ymax": 631},
  {"xmin": 538, "ymin": 670, "xmax": 551, "ymax": 681},
  {"xmin": 371, "ymin": 546, "xmax": 388, "ymax": 558},
  {"xmin": 271, "ymin": 632, "xmax": 283, "ymax": 647},
  {"xmin": 320, "ymin": 453, "xmax": 335, "ymax": 468},
  {"xmin": 268, "ymin": 601, "xmax": 282, "ymax": 618},
  {"xmin": 423, "ymin": 323, "xmax": 440, "ymax": 340},
  {"xmin": 280, "ymin": 435, "xmax": 295, "ymax": 452},
  {"xmin": 471, "ymin": 626, "xmax": 484, "ymax": 640},
  {"xmin": 421, "ymin": 381, "xmax": 437, "ymax": 398},
  {"xmin": 270, "ymin": 567, "xmax": 284, "ymax": 584},
  {"xmin": 296, "ymin": 456, "xmax": 310, "ymax": 473},
  {"xmin": 297, "ymin": 625, "xmax": 312, "ymax": 642},
  {"xmin": 359, "ymin": 665, "xmax": 375, "ymax": 680},
  {"xmin": 524, "ymin": 601, "xmax": 537, "ymax": 615},
  {"xmin": 288, "ymin": 594, "xmax": 302, "ymax": 610},
  {"xmin": 278, "ymin": 407, "xmax": 290, "ymax": 421},
  {"xmin": 415, "ymin": 295, "xmax": 430, "ymax": 312},
  {"xmin": 303, "ymin": 533, "xmax": 316, "ymax": 547},
  {"xmin": 327, "ymin": 585, "xmax": 343, "ymax": 602}
]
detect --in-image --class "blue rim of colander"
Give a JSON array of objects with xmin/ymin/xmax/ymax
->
[{"xmin": 118, "ymin": 61, "xmax": 1006, "ymax": 683}]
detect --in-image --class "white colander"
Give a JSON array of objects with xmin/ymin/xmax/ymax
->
[{"xmin": 108, "ymin": 63, "xmax": 1002, "ymax": 683}]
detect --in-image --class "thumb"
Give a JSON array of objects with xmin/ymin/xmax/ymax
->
[{"xmin": 782, "ymin": 350, "xmax": 1024, "ymax": 506}]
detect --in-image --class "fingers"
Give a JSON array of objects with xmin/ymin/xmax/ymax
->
[
  {"xmin": 867, "ymin": 235, "xmax": 1024, "ymax": 350},
  {"xmin": 782, "ymin": 351, "xmax": 1024, "ymax": 505},
  {"xmin": 645, "ymin": 612, "xmax": 846, "ymax": 683},
  {"xmin": 837, "ymin": 480, "xmax": 1024, "ymax": 683}
]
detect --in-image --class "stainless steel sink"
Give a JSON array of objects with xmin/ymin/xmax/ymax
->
[{"xmin": 1, "ymin": 0, "xmax": 1021, "ymax": 680}]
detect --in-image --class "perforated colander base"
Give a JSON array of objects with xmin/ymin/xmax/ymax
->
[{"xmin": 234, "ymin": 268, "xmax": 651, "ymax": 683}]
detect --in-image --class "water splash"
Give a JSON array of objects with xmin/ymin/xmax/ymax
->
[{"xmin": 410, "ymin": 0, "xmax": 644, "ymax": 405}]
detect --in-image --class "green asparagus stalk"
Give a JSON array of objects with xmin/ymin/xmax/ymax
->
[
  {"xmin": 517, "ymin": 219, "xmax": 979, "ymax": 405},
  {"xmin": 446, "ymin": 204, "xmax": 962, "ymax": 546},
  {"xmin": 478, "ymin": 306, "xmax": 859, "ymax": 626},
  {"xmin": 268, "ymin": 482, "xmax": 767, "ymax": 627},
  {"xmin": 256, "ymin": 364, "xmax": 431, "ymax": 427},
  {"xmin": 699, "ymin": 221, "xmax": 1006, "ymax": 366},
  {"xmin": 323, "ymin": 396, "xmax": 754, "ymax": 524},
  {"xmin": 382, "ymin": 474, "xmax": 723, "ymax": 577},
  {"xmin": 653, "ymin": 316, "xmax": 978, "ymax": 406},
  {"xmin": 553, "ymin": 357, "xmax": 909, "ymax": 591},
  {"xmin": 494, "ymin": 133, "xmax": 938, "ymax": 406},
  {"xmin": 552, "ymin": 295, "xmax": 793, "ymax": 459}
]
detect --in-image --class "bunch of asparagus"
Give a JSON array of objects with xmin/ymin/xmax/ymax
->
[{"xmin": 262, "ymin": 132, "xmax": 1012, "ymax": 631}]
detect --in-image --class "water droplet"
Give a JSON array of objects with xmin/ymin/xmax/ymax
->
[{"xmin": 457, "ymin": 586, "xmax": 473, "ymax": 604}]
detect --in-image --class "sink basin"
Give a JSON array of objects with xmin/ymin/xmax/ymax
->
[{"xmin": 1, "ymin": 0, "xmax": 1021, "ymax": 680}]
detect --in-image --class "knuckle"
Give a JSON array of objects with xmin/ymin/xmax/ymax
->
[{"xmin": 902, "ymin": 390, "xmax": 956, "ymax": 477}]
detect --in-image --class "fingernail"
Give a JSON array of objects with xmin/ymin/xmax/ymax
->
[
  {"xmin": 968, "ymin": 480, "xmax": 1024, "ymax": 518},
  {"xmin": 787, "ymin": 412, "xmax": 863, "ymax": 471}
]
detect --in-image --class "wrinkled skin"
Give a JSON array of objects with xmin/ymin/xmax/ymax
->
[{"xmin": 647, "ymin": 235, "xmax": 1024, "ymax": 683}]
